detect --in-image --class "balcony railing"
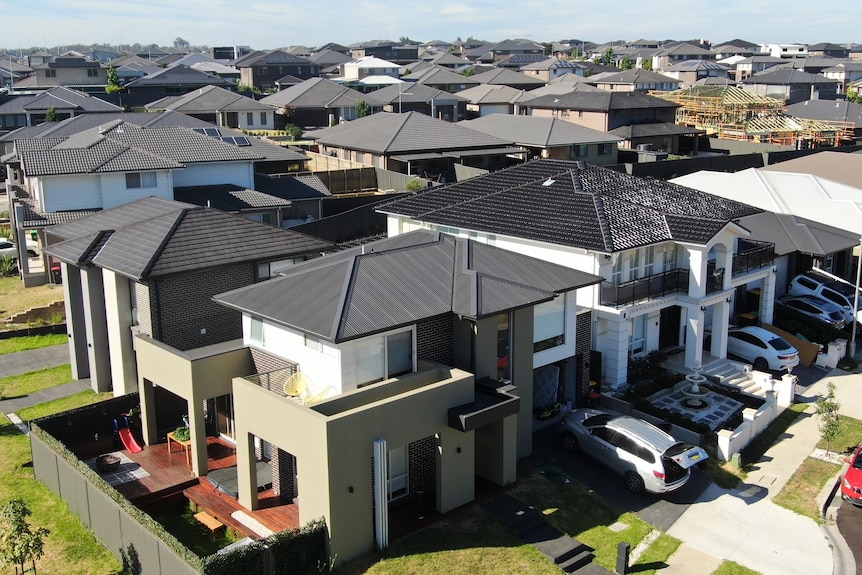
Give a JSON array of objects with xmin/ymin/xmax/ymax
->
[
  {"xmin": 246, "ymin": 364, "xmax": 299, "ymax": 397},
  {"xmin": 732, "ymin": 240, "xmax": 775, "ymax": 276},
  {"xmin": 601, "ymin": 268, "xmax": 690, "ymax": 307}
]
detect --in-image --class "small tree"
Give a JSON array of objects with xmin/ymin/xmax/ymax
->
[
  {"xmin": 0, "ymin": 499, "xmax": 50, "ymax": 575},
  {"xmin": 641, "ymin": 58, "xmax": 653, "ymax": 71},
  {"xmin": 461, "ymin": 68, "xmax": 475, "ymax": 77},
  {"xmin": 355, "ymin": 99, "xmax": 371, "ymax": 118},
  {"xmin": 44, "ymin": 107, "xmax": 57, "ymax": 122},
  {"xmin": 106, "ymin": 66, "xmax": 122, "ymax": 94},
  {"xmin": 815, "ymin": 382, "xmax": 841, "ymax": 454},
  {"xmin": 284, "ymin": 124, "xmax": 302, "ymax": 140},
  {"xmin": 847, "ymin": 87, "xmax": 862, "ymax": 104},
  {"xmin": 620, "ymin": 55, "xmax": 634, "ymax": 71},
  {"xmin": 405, "ymin": 178, "xmax": 424, "ymax": 192},
  {"xmin": 601, "ymin": 47, "xmax": 615, "ymax": 65}
]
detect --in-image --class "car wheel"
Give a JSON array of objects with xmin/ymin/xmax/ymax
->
[
  {"xmin": 753, "ymin": 357, "xmax": 769, "ymax": 371},
  {"xmin": 27, "ymin": 250, "xmax": 37, "ymax": 258},
  {"xmin": 561, "ymin": 432, "xmax": 578, "ymax": 453},
  {"xmin": 625, "ymin": 471, "xmax": 645, "ymax": 494}
]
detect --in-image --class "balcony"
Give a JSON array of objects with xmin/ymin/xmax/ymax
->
[
  {"xmin": 600, "ymin": 268, "xmax": 690, "ymax": 307},
  {"xmin": 732, "ymin": 240, "xmax": 775, "ymax": 276}
]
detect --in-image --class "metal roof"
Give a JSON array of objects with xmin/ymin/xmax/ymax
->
[{"xmin": 214, "ymin": 230, "xmax": 602, "ymax": 342}]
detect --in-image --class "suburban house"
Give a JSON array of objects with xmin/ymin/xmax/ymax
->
[
  {"xmin": 469, "ymin": 68, "xmax": 546, "ymax": 90},
  {"xmin": 43, "ymin": 196, "xmax": 332, "ymax": 394},
  {"xmin": 821, "ymin": 61, "xmax": 862, "ymax": 95},
  {"xmin": 608, "ymin": 122, "xmax": 704, "ymax": 156},
  {"xmin": 122, "ymin": 66, "xmax": 237, "ymax": 99},
  {"xmin": 14, "ymin": 56, "xmax": 107, "ymax": 91},
  {"xmin": 401, "ymin": 66, "xmax": 482, "ymax": 93},
  {"xmin": 348, "ymin": 40, "xmax": 418, "ymax": 65},
  {"xmin": 733, "ymin": 56, "xmax": 785, "ymax": 82},
  {"xmin": 341, "ymin": 56, "xmax": 400, "ymax": 85},
  {"xmin": 661, "ymin": 61, "xmax": 729, "ymax": 88},
  {"xmin": 807, "ymin": 43, "xmax": 851, "ymax": 58},
  {"xmin": 0, "ymin": 86, "xmax": 123, "ymax": 130},
  {"xmin": 463, "ymin": 39, "xmax": 545, "ymax": 64},
  {"xmin": 379, "ymin": 159, "xmax": 773, "ymax": 387},
  {"xmin": 371, "ymin": 82, "xmax": 468, "ymax": 121},
  {"xmin": 525, "ymin": 91, "xmax": 680, "ymax": 132},
  {"xmin": 589, "ymin": 69, "xmax": 682, "ymax": 93},
  {"xmin": 460, "ymin": 114, "xmax": 622, "ymax": 165},
  {"xmin": 305, "ymin": 111, "xmax": 525, "ymax": 181},
  {"xmin": 759, "ymin": 44, "xmax": 809, "ymax": 59},
  {"xmin": 0, "ymin": 58, "xmax": 32, "ymax": 88},
  {"xmin": 519, "ymin": 58, "xmax": 585, "ymax": 82},
  {"xmin": 741, "ymin": 69, "xmax": 839, "ymax": 104},
  {"xmin": 233, "ymin": 50, "xmax": 320, "ymax": 91},
  {"xmin": 785, "ymin": 100, "xmax": 862, "ymax": 143},
  {"xmin": 145, "ymin": 85, "xmax": 276, "ymax": 130},
  {"xmin": 456, "ymin": 84, "xmax": 535, "ymax": 118},
  {"xmin": 651, "ymin": 43, "xmax": 714, "ymax": 71},
  {"xmin": 260, "ymin": 77, "xmax": 381, "ymax": 129}
]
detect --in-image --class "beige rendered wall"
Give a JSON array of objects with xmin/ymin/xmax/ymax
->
[{"xmin": 232, "ymin": 368, "xmax": 475, "ymax": 562}]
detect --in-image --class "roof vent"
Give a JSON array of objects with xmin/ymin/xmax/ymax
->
[{"xmin": 542, "ymin": 177, "xmax": 555, "ymax": 187}]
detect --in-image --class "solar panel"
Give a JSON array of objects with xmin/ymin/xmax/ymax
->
[
  {"xmin": 221, "ymin": 136, "xmax": 252, "ymax": 146},
  {"xmin": 193, "ymin": 127, "xmax": 222, "ymax": 137}
]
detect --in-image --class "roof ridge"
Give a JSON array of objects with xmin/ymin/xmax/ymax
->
[
  {"xmin": 139, "ymin": 208, "xmax": 193, "ymax": 280},
  {"xmin": 382, "ymin": 111, "xmax": 413, "ymax": 153}
]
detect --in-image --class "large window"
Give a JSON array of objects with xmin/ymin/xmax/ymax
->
[
  {"xmin": 534, "ymin": 296, "xmax": 565, "ymax": 352},
  {"xmin": 246, "ymin": 112, "xmax": 254, "ymax": 125},
  {"xmin": 125, "ymin": 172, "xmax": 157, "ymax": 189},
  {"xmin": 629, "ymin": 314, "xmax": 646, "ymax": 355},
  {"xmin": 355, "ymin": 330, "xmax": 414, "ymax": 387},
  {"xmin": 250, "ymin": 316, "xmax": 264, "ymax": 344}
]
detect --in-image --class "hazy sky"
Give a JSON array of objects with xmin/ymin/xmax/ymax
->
[{"xmin": 1, "ymin": 0, "xmax": 858, "ymax": 50}]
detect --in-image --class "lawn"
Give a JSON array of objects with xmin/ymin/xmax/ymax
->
[
  {"xmin": 0, "ymin": 276, "xmax": 64, "ymax": 330},
  {"xmin": 818, "ymin": 415, "xmax": 862, "ymax": 456},
  {"xmin": 713, "ymin": 560, "xmax": 761, "ymax": 575},
  {"xmin": 0, "ymin": 412, "xmax": 122, "ymax": 574},
  {"xmin": 18, "ymin": 390, "xmax": 115, "ymax": 422},
  {"xmin": 0, "ymin": 364, "xmax": 72, "ymax": 400},
  {"xmin": 0, "ymin": 333, "xmax": 67, "ymax": 354},
  {"xmin": 772, "ymin": 457, "xmax": 840, "ymax": 523}
]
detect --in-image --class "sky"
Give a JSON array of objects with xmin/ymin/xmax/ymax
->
[{"xmin": 1, "ymin": 0, "xmax": 859, "ymax": 51}]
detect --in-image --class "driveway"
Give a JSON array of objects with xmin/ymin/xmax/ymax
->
[{"xmin": 532, "ymin": 425, "xmax": 711, "ymax": 531}]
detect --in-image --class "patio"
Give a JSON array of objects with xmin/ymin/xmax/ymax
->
[{"xmin": 84, "ymin": 435, "xmax": 300, "ymax": 539}]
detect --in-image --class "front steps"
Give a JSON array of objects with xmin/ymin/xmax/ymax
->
[{"xmin": 701, "ymin": 359, "xmax": 765, "ymax": 397}]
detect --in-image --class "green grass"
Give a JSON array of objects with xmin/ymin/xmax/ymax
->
[
  {"xmin": 150, "ymin": 499, "xmax": 235, "ymax": 557},
  {"xmin": 713, "ymin": 559, "xmax": 762, "ymax": 574},
  {"xmin": 631, "ymin": 533, "xmax": 682, "ymax": 575},
  {"xmin": 0, "ymin": 364, "xmax": 72, "ymax": 399},
  {"xmin": 0, "ymin": 333, "xmax": 67, "ymax": 354},
  {"xmin": 0, "ymin": 412, "xmax": 122, "ymax": 574},
  {"xmin": 772, "ymin": 457, "xmax": 840, "ymax": 523},
  {"xmin": 817, "ymin": 415, "xmax": 862, "ymax": 456},
  {"xmin": 18, "ymin": 390, "xmax": 114, "ymax": 422},
  {"xmin": 738, "ymin": 403, "xmax": 809, "ymax": 471}
]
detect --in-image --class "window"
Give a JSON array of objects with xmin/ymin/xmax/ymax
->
[
  {"xmin": 45, "ymin": 69, "xmax": 56, "ymax": 78},
  {"xmin": 599, "ymin": 143, "xmax": 614, "ymax": 155},
  {"xmin": 250, "ymin": 316, "xmax": 264, "ymax": 343},
  {"xmin": 629, "ymin": 250, "xmax": 640, "ymax": 281},
  {"xmin": 629, "ymin": 314, "xmax": 646, "ymax": 355},
  {"xmin": 87, "ymin": 68, "xmax": 99, "ymax": 77},
  {"xmin": 260, "ymin": 112, "xmax": 267, "ymax": 125},
  {"xmin": 534, "ymin": 296, "xmax": 565, "ymax": 352},
  {"xmin": 246, "ymin": 112, "xmax": 254, "ymax": 125},
  {"xmin": 572, "ymin": 144, "xmax": 588, "ymax": 158},
  {"xmin": 611, "ymin": 255, "xmax": 623, "ymax": 284},
  {"xmin": 664, "ymin": 246, "xmax": 677, "ymax": 271},
  {"xmin": 258, "ymin": 66, "xmax": 268, "ymax": 75},
  {"xmin": 125, "ymin": 172, "xmax": 157, "ymax": 189},
  {"xmin": 355, "ymin": 330, "xmax": 414, "ymax": 386},
  {"xmin": 644, "ymin": 246, "xmax": 655, "ymax": 277}
]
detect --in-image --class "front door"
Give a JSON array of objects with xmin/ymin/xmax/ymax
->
[
  {"xmin": 659, "ymin": 306, "xmax": 681, "ymax": 350},
  {"xmin": 214, "ymin": 394, "xmax": 234, "ymax": 441}
]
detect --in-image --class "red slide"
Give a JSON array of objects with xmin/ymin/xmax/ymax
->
[{"xmin": 117, "ymin": 427, "xmax": 143, "ymax": 453}]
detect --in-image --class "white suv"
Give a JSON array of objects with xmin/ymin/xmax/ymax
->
[
  {"xmin": 788, "ymin": 271, "xmax": 862, "ymax": 328},
  {"xmin": 560, "ymin": 409, "xmax": 708, "ymax": 494}
]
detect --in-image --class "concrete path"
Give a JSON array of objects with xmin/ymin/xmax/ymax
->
[
  {"xmin": 662, "ymin": 363, "xmax": 862, "ymax": 575},
  {"xmin": 0, "ymin": 343, "xmax": 69, "ymax": 379},
  {"xmin": 0, "ymin": 378, "xmax": 91, "ymax": 414}
]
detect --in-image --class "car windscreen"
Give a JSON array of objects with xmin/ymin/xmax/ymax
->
[
  {"xmin": 582, "ymin": 414, "xmax": 612, "ymax": 427},
  {"xmin": 767, "ymin": 337, "xmax": 792, "ymax": 351}
]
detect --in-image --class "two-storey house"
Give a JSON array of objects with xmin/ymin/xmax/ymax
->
[{"xmin": 379, "ymin": 159, "xmax": 774, "ymax": 388}]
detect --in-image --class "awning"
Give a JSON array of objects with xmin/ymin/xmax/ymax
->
[
  {"xmin": 390, "ymin": 152, "xmax": 446, "ymax": 161},
  {"xmin": 448, "ymin": 378, "xmax": 520, "ymax": 433},
  {"xmin": 443, "ymin": 147, "xmax": 527, "ymax": 158}
]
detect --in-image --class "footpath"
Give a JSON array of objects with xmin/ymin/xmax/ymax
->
[{"xmin": 660, "ymin": 362, "xmax": 862, "ymax": 575}]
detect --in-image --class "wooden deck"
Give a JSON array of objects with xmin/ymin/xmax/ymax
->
[{"xmin": 94, "ymin": 436, "xmax": 299, "ymax": 537}]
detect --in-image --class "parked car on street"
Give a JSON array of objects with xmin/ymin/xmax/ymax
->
[
  {"xmin": 726, "ymin": 326, "xmax": 799, "ymax": 372},
  {"xmin": 0, "ymin": 237, "xmax": 38, "ymax": 258},
  {"xmin": 789, "ymin": 270, "xmax": 862, "ymax": 328},
  {"xmin": 842, "ymin": 443, "xmax": 862, "ymax": 507},
  {"xmin": 776, "ymin": 294, "xmax": 846, "ymax": 329},
  {"xmin": 560, "ymin": 408, "xmax": 708, "ymax": 494}
]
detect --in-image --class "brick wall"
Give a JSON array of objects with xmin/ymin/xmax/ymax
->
[
  {"xmin": 575, "ymin": 310, "xmax": 592, "ymax": 396},
  {"xmin": 250, "ymin": 348, "xmax": 298, "ymax": 394},
  {"xmin": 150, "ymin": 263, "xmax": 255, "ymax": 351},
  {"xmin": 416, "ymin": 315, "xmax": 453, "ymax": 366},
  {"xmin": 408, "ymin": 435, "xmax": 437, "ymax": 495},
  {"xmin": 272, "ymin": 447, "xmax": 297, "ymax": 500}
]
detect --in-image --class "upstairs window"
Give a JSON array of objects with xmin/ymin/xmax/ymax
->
[
  {"xmin": 87, "ymin": 68, "xmax": 99, "ymax": 77},
  {"xmin": 534, "ymin": 296, "xmax": 566, "ymax": 352},
  {"xmin": 125, "ymin": 172, "xmax": 157, "ymax": 189},
  {"xmin": 45, "ymin": 69, "xmax": 56, "ymax": 78},
  {"xmin": 250, "ymin": 316, "xmax": 264, "ymax": 344}
]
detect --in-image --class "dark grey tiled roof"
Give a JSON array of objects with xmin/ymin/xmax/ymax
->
[
  {"xmin": 0, "ymin": 86, "xmax": 122, "ymax": 115},
  {"xmin": 260, "ymin": 77, "xmax": 376, "ymax": 109},
  {"xmin": 306, "ymin": 111, "xmax": 512, "ymax": 154},
  {"xmin": 253, "ymin": 173, "xmax": 331, "ymax": 199},
  {"xmin": 591, "ymin": 69, "xmax": 680, "ymax": 85},
  {"xmin": 526, "ymin": 90, "xmax": 679, "ymax": 112},
  {"xmin": 17, "ymin": 135, "xmax": 184, "ymax": 176},
  {"xmin": 743, "ymin": 69, "xmax": 836, "ymax": 85},
  {"xmin": 785, "ymin": 100, "xmax": 862, "ymax": 128},
  {"xmin": 402, "ymin": 66, "xmax": 482, "ymax": 88},
  {"xmin": 0, "ymin": 112, "xmax": 213, "ymax": 143},
  {"xmin": 371, "ymin": 82, "xmax": 467, "ymax": 104},
  {"xmin": 173, "ymin": 184, "xmax": 292, "ymax": 211},
  {"xmin": 45, "ymin": 196, "xmax": 332, "ymax": 279},
  {"xmin": 156, "ymin": 85, "xmax": 271, "ymax": 113},
  {"xmin": 124, "ymin": 65, "xmax": 233, "ymax": 87},
  {"xmin": 214, "ymin": 230, "xmax": 602, "ymax": 342},
  {"xmin": 608, "ymin": 122, "xmax": 703, "ymax": 138},
  {"xmin": 461, "ymin": 115, "xmax": 622, "ymax": 147},
  {"xmin": 470, "ymin": 68, "xmax": 545, "ymax": 87},
  {"xmin": 378, "ymin": 159, "xmax": 761, "ymax": 252}
]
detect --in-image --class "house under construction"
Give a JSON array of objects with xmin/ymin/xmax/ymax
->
[{"xmin": 651, "ymin": 86, "xmax": 850, "ymax": 147}]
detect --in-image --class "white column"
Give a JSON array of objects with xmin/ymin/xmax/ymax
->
[
  {"xmin": 80, "ymin": 265, "xmax": 111, "ymax": 392},
  {"xmin": 710, "ymin": 299, "xmax": 731, "ymax": 360},
  {"xmin": 684, "ymin": 305, "xmax": 705, "ymax": 369},
  {"xmin": 103, "ymin": 271, "xmax": 137, "ymax": 396},
  {"xmin": 687, "ymin": 247, "xmax": 707, "ymax": 298},
  {"xmin": 603, "ymin": 315, "xmax": 630, "ymax": 387}
]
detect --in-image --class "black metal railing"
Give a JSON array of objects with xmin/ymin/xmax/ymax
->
[
  {"xmin": 732, "ymin": 240, "xmax": 775, "ymax": 275},
  {"xmin": 600, "ymin": 268, "xmax": 690, "ymax": 307}
]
